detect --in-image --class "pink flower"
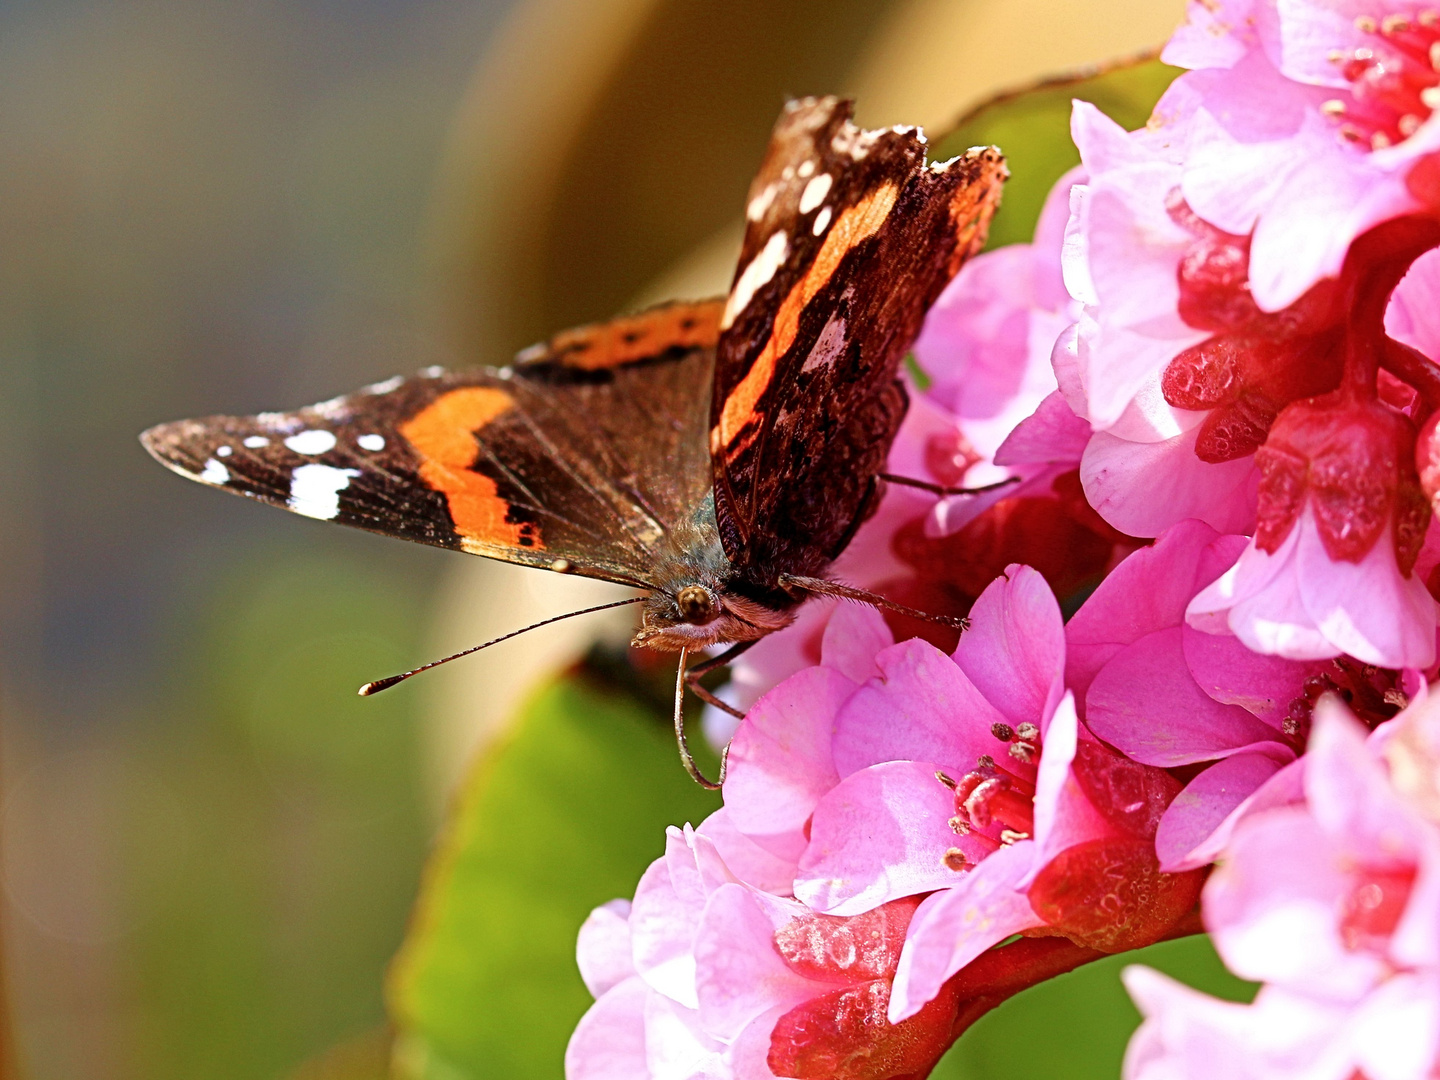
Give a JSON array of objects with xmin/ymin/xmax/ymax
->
[
  {"xmin": 898, "ymin": 167, "xmax": 1078, "ymax": 537},
  {"xmin": 1122, "ymin": 692, "xmax": 1440, "ymax": 1080},
  {"xmin": 1123, "ymin": 966, "xmax": 1440, "ymax": 1080},
  {"xmin": 566, "ymin": 816, "xmax": 772, "ymax": 1080},
  {"xmin": 1062, "ymin": 83, "xmax": 1440, "ymax": 654},
  {"xmin": 722, "ymin": 568, "xmax": 1201, "ymax": 1026},
  {"xmin": 567, "ymin": 812, "xmax": 965, "ymax": 1080},
  {"xmin": 1070, "ymin": 518, "xmax": 1413, "ymax": 869},
  {"xmin": 1161, "ymin": 0, "xmax": 1440, "ymax": 312}
]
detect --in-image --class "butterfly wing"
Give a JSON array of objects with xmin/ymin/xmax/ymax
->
[
  {"xmin": 709, "ymin": 97, "xmax": 1006, "ymax": 578},
  {"xmin": 142, "ymin": 300, "xmax": 722, "ymax": 588}
]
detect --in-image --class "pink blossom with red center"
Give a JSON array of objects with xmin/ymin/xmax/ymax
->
[
  {"xmin": 1062, "ymin": 68, "xmax": 1440, "ymax": 661},
  {"xmin": 720, "ymin": 567, "xmax": 1202, "ymax": 1027},
  {"xmin": 1161, "ymin": 0, "xmax": 1440, "ymax": 311},
  {"xmin": 1069, "ymin": 518, "xmax": 1416, "ymax": 871},
  {"xmin": 566, "ymin": 813, "xmax": 973, "ymax": 1080},
  {"xmin": 1122, "ymin": 691, "xmax": 1440, "ymax": 1080}
]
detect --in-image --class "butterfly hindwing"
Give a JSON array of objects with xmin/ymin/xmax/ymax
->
[
  {"xmin": 142, "ymin": 299, "xmax": 723, "ymax": 588},
  {"xmin": 709, "ymin": 97, "xmax": 1006, "ymax": 578}
]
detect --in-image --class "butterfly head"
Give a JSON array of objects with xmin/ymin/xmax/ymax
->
[{"xmin": 632, "ymin": 579, "xmax": 796, "ymax": 651}]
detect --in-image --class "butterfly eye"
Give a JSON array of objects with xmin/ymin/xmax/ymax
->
[{"xmin": 676, "ymin": 585, "xmax": 716, "ymax": 625}]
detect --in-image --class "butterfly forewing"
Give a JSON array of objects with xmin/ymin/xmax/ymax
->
[
  {"xmin": 709, "ymin": 97, "xmax": 1006, "ymax": 579},
  {"xmin": 141, "ymin": 299, "xmax": 722, "ymax": 588}
]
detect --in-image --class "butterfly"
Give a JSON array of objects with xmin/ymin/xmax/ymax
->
[{"xmin": 141, "ymin": 97, "xmax": 1007, "ymax": 785}]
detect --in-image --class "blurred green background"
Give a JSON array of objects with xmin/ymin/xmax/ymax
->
[{"xmin": 0, "ymin": 1, "xmax": 1207, "ymax": 1077}]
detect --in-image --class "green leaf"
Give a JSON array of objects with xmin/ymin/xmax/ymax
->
[
  {"xmin": 932, "ymin": 934, "xmax": 1257, "ymax": 1080},
  {"xmin": 388, "ymin": 672, "xmax": 721, "ymax": 1080},
  {"xmin": 932, "ymin": 57, "xmax": 1181, "ymax": 251}
]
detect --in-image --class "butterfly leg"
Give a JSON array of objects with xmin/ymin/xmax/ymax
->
[
  {"xmin": 878, "ymin": 473, "xmax": 1020, "ymax": 497},
  {"xmin": 673, "ymin": 648, "xmax": 725, "ymax": 790},
  {"xmin": 684, "ymin": 639, "xmax": 757, "ymax": 720}
]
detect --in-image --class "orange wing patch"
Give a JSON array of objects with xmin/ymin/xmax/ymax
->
[
  {"xmin": 946, "ymin": 149, "xmax": 1006, "ymax": 274},
  {"xmin": 399, "ymin": 388, "xmax": 541, "ymax": 551},
  {"xmin": 716, "ymin": 182, "xmax": 899, "ymax": 448},
  {"xmin": 539, "ymin": 299, "xmax": 723, "ymax": 371}
]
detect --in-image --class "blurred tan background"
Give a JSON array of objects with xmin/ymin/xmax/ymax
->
[{"xmin": 0, "ymin": 0, "xmax": 1182, "ymax": 1076}]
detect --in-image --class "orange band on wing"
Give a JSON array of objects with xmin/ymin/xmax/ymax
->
[
  {"xmin": 716, "ymin": 182, "xmax": 899, "ymax": 447},
  {"xmin": 399, "ymin": 387, "xmax": 540, "ymax": 550},
  {"xmin": 548, "ymin": 300, "xmax": 723, "ymax": 370}
]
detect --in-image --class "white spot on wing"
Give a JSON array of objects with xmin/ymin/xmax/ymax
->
[
  {"xmin": 365, "ymin": 375, "xmax": 403, "ymax": 394},
  {"xmin": 199, "ymin": 458, "xmax": 229, "ymax": 484},
  {"xmin": 721, "ymin": 230, "xmax": 789, "ymax": 331},
  {"xmin": 420, "ymin": 365, "xmax": 444, "ymax": 378},
  {"xmin": 799, "ymin": 173, "xmax": 832, "ymax": 214},
  {"xmin": 797, "ymin": 159, "xmax": 815, "ymax": 178},
  {"xmin": 288, "ymin": 464, "xmax": 360, "ymax": 520},
  {"xmin": 215, "ymin": 445, "xmax": 232, "ymax": 457},
  {"xmin": 746, "ymin": 181, "xmax": 779, "ymax": 222},
  {"xmin": 243, "ymin": 436, "xmax": 269, "ymax": 448},
  {"xmin": 357, "ymin": 434, "xmax": 385, "ymax": 451},
  {"xmin": 284, "ymin": 429, "xmax": 338, "ymax": 455},
  {"xmin": 812, "ymin": 206, "xmax": 832, "ymax": 236}
]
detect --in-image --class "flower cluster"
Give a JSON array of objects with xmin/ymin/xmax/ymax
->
[
  {"xmin": 1126, "ymin": 691, "xmax": 1440, "ymax": 1080},
  {"xmin": 567, "ymin": 0, "xmax": 1440, "ymax": 1074}
]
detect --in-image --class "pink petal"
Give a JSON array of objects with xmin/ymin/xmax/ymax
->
[
  {"xmin": 1028, "ymin": 696, "xmax": 1118, "ymax": 880},
  {"xmin": 630, "ymin": 832, "xmax": 711, "ymax": 1007},
  {"xmin": 1296, "ymin": 515, "xmax": 1438, "ymax": 669},
  {"xmin": 795, "ymin": 761, "xmax": 982, "ymax": 916},
  {"xmin": 693, "ymin": 884, "xmax": 824, "ymax": 1042},
  {"xmin": 1159, "ymin": 755, "xmax": 1304, "ymax": 872},
  {"xmin": 993, "ymin": 391, "xmax": 1091, "ymax": 467},
  {"xmin": 1080, "ymin": 426, "xmax": 1258, "ymax": 537},
  {"xmin": 1154, "ymin": 748, "xmax": 1295, "ymax": 872},
  {"xmin": 1181, "ymin": 624, "xmax": 1313, "ymax": 725},
  {"xmin": 1352, "ymin": 973, "xmax": 1440, "ymax": 1080},
  {"xmin": 1030, "ymin": 692, "xmax": 1080, "ymax": 864},
  {"xmin": 697, "ymin": 808, "xmax": 797, "ymax": 897},
  {"xmin": 819, "ymin": 603, "xmax": 893, "ymax": 686},
  {"xmin": 724, "ymin": 666, "xmax": 854, "ymax": 864},
  {"xmin": 1085, "ymin": 627, "xmax": 1280, "ymax": 766},
  {"xmin": 952, "ymin": 566, "xmax": 1066, "ymax": 731},
  {"xmin": 577, "ymin": 899, "xmax": 636, "ymax": 999},
  {"xmin": 642, "ymin": 991, "xmax": 731, "ymax": 1079},
  {"xmin": 1387, "ymin": 247, "xmax": 1440, "ymax": 359},
  {"xmin": 565, "ymin": 975, "xmax": 652, "ymax": 1080},
  {"xmin": 1306, "ymin": 699, "xmax": 1423, "ymax": 856},
  {"xmin": 725, "ymin": 1006, "xmax": 788, "ymax": 1080},
  {"xmin": 831, "ymin": 639, "xmax": 1002, "ymax": 778},
  {"xmin": 1188, "ymin": 523, "xmax": 1340, "ymax": 659},
  {"xmin": 888, "ymin": 841, "xmax": 1045, "ymax": 1022},
  {"xmin": 1206, "ymin": 806, "xmax": 1387, "ymax": 996},
  {"xmin": 1066, "ymin": 520, "xmax": 1236, "ymax": 701},
  {"xmin": 1161, "ymin": 0, "xmax": 1257, "ymax": 69}
]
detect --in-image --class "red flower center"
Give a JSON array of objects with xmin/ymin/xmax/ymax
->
[
  {"xmin": 1339, "ymin": 864, "xmax": 1417, "ymax": 950},
  {"xmin": 1163, "ymin": 191, "xmax": 1348, "ymax": 463},
  {"xmin": 768, "ymin": 896, "xmax": 964, "ymax": 1080},
  {"xmin": 1326, "ymin": 11, "xmax": 1440, "ymax": 151}
]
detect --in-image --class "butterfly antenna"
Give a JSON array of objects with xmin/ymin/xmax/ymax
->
[
  {"xmin": 674, "ymin": 648, "xmax": 726, "ymax": 790},
  {"xmin": 358, "ymin": 595, "xmax": 647, "ymax": 696},
  {"xmin": 778, "ymin": 573, "xmax": 969, "ymax": 631}
]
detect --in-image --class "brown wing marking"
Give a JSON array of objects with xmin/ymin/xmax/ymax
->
[
  {"xmin": 715, "ymin": 181, "xmax": 900, "ymax": 450},
  {"xmin": 398, "ymin": 387, "xmax": 538, "ymax": 552},
  {"xmin": 707, "ymin": 96, "xmax": 1007, "ymax": 576}
]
